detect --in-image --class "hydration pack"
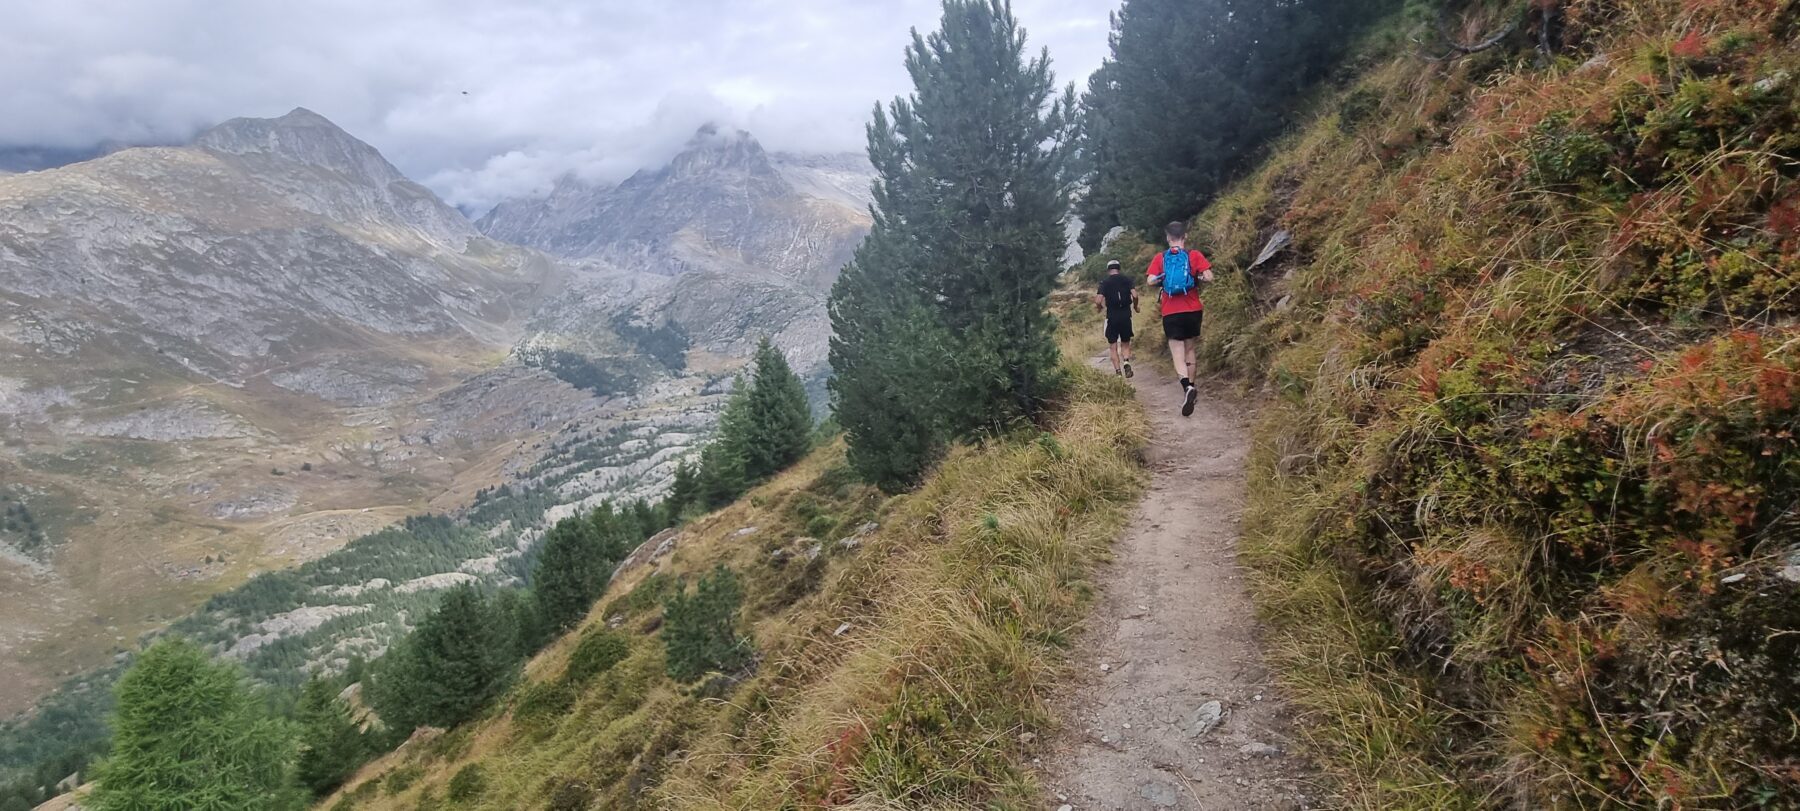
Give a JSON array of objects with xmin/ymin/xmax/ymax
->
[{"xmin": 1161, "ymin": 249, "xmax": 1195, "ymax": 296}]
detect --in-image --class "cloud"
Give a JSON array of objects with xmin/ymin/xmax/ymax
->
[{"xmin": 1, "ymin": 0, "xmax": 1116, "ymax": 213}]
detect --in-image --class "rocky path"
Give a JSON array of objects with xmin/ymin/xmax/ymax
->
[{"xmin": 1039, "ymin": 358, "xmax": 1317, "ymax": 810}]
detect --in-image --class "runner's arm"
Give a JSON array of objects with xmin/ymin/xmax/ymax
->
[{"xmin": 1192, "ymin": 250, "xmax": 1216, "ymax": 283}]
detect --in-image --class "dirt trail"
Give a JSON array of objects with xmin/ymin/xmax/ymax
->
[{"xmin": 1039, "ymin": 357, "xmax": 1317, "ymax": 810}]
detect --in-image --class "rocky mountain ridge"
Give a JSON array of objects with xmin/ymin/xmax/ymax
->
[
  {"xmin": 479, "ymin": 125, "xmax": 871, "ymax": 383},
  {"xmin": 480, "ymin": 124, "xmax": 870, "ymax": 287}
]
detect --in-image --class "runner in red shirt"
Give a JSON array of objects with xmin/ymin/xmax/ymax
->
[{"xmin": 1145, "ymin": 221, "xmax": 1214, "ymax": 416}]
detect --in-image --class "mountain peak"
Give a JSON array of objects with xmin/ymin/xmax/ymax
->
[
  {"xmin": 198, "ymin": 107, "xmax": 352, "ymax": 147},
  {"xmin": 195, "ymin": 107, "xmax": 402, "ymax": 184},
  {"xmin": 272, "ymin": 106, "xmax": 336, "ymax": 126},
  {"xmin": 666, "ymin": 124, "xmax": 775, "ymax": 180}
]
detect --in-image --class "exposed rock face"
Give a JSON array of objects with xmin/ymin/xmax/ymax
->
[
  {"xmin": 194, "ymin": 108, "xmax": 475, "ymax": 247},
  {"xmin": 269, "ymin": 356, "xmax": 429, "ymax": 407},
  {"xmin": 226, "ymin": 604, "xmax": 370, "ymax": 658},
  {"xmin": 66, "ymin": 400, "xmax": 260, "ymax": 441},
  {"xmin": 479, "ymin": 126, "xmax": 870, "ymax": 288},
  {"xmin": 206, "ymin": 486, "xmax": 299, "ymax": 520},
  {"xmin": 394, "ymin": 572, "xmax": 479, "ymax": 594}
]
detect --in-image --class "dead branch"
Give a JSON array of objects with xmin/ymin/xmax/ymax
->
[
  {"xmin": 1436, "ymin": 2, "xmax": 1525, "ymax": 55},
  {"xmin": 1417, "ymin": 1, "xmax": 1567, "ymax": 63}
]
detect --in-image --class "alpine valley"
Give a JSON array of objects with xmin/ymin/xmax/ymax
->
[{"xmin": 0, "ymin": 108, "xmax": 870, "ymax": 770}]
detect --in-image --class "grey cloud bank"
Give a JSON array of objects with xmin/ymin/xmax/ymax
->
[{"xmin": 1, "ymin": 0, "xmax": 1112, "ymax": 212}]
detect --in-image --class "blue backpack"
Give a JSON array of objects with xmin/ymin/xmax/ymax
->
[{"xmin": 1161, "ymin": 249, "xmax": 1195, "ymax": 296}]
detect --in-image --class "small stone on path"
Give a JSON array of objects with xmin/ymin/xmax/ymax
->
[
  {"xmin": 1186, "ymin": 700, "xmax": 1224, "ymax": 738},
  {"xmin": 1139, "ymin": 780, "xmax": 1181, "ymax": 807}
]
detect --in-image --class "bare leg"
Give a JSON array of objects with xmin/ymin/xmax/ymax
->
[
  {"xmin": 1174, "ymin": 338, "xmax": 1199, "ymax": 415},
  {"xmin": 1121, "ymin": 339, "xmax": 1133, "ymax": 364},
  {"xmin": 1108, "ymin": 341, "xmax": 1122, "ymax": 373}
]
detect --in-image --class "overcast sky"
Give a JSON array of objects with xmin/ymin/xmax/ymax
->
[{"xmin": 1, "ymin": 0, "xmax": 1115, "ymax": 212}]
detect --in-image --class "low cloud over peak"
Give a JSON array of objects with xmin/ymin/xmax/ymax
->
[{"xmin": 3, "ymin": 0, "xmax": 1113, "ymax": 214}]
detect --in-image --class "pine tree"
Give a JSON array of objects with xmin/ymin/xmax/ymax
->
[
  {"xmin": 665, "ymin": 461, "xmax": 700, "ymax": 523},
  {"xmin": 829, "ymin": 0, "xmax": 1074, "ymax": 490},
  {"xmin": 1075, "ymin": 0, "xmax": 1396, "ymax": 248},
  {"xmin": 743, "ymin": 338, "xmax": 814, "ymax": 480},
  {"xmin": 532, "ymin": 508, "xmax": 623, "ymax": 633},
  {"xmin": 294, "ymin": 677, "xmax": 365, "ymax": 797},
  {"xmin": 686, "ymin": 343, "xmax": 814, "ymax": 506},
  {"xmin": 492, "ymin": 587, "xmax": 548, "ymax": 660},
  {"xmin": 587, "ymin": 502, "xmax": 637, "ymax": 560},
  {"xmin": 89, "ymin": 639, "xmax": 303, "ymax": 811},
  {"xmin": 828, "ymin": 272, "xmax": 954, "ymax": 491},
  {"xmin": 627, "ymin": 499, "xmax": 659, "ymax": 541},
  {"xmin": 368, "ymin": 586, "xmax": 509, "ymax": 732},
  {"xmin": 697, "ymin": 379, "xmax": 753, "ymax": 507},
  {"xmin": 342, "ymin": 655, "xmax": 369, "ymax": 686},
  {"xmin": 662, "ymin": 566, "xmax": 751, "ymax": 682}
]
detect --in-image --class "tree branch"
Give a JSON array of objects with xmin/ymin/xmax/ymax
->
[{"xmin": 1435, "ymin": 2, "xmax": 1525, "ymax": 55}]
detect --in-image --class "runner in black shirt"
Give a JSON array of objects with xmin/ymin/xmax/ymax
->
[{"xmin": 1094, "ymin": 259, "xmax": 1139, "ymax": 377}]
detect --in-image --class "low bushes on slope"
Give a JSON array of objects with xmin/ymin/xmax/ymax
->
[
  {"xmin": 320, "ymin": 351, "xmax": 1146, "ymax": 809},
  {"xmin": 1183, "ymin": 1, "xmax": 1800, "ymax": 806}
]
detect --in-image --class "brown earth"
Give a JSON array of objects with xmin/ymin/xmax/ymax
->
[{"xmin": 1040, "ymin": 358, "xmax": 1318, "ymax": 810}]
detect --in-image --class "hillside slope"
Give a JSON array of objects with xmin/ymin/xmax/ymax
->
[
  {"xmin": 316, "ymin": 345, "xmax": 1146, "ymax": 809},
  {"xmin": 1155, "ymin": 1, "xmax": 1800, "ymax": 806}
]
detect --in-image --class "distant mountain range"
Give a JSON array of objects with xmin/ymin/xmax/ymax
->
[
  {"xmin": 0, "ymin": 107, "xmax": 871, "ymax": 722},
  {"xmin": 481, "ymin": 124, "xmax": 870, "ymax": 381}
]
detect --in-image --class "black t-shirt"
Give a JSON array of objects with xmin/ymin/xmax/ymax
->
[{"xmin": 1097, "ymin": 273, "xmax": 1134, "ymax": 316}]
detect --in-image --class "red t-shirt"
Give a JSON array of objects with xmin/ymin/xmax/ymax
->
[{"xmin": 1146, "ymin": 248, "xmax": 1211, "ymax": 315}]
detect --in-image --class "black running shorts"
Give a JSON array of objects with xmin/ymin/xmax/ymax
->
[
  {"xmin": 1162, "ymin": 310, "xmax": 1203, "ymax": 341},
  {"xmin": 1104, "ymin": 312, "xmax": 1134, "ymax": 344}
]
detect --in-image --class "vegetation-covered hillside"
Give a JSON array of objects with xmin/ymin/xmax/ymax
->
[
  {"xmin": 0, "ymin": 342, "xmax": 817, "ymax": 811},
  {"xmin": 316, "ymin": 352, "xmax": 1143, "ymax": 809},
  {"xmin": 1147, "ymin": 0, "xmax": 1800, "ymax": 805},
  {"xmin": 23, "ymin": 0, "xmax": 1800, "ymax": 808}
]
